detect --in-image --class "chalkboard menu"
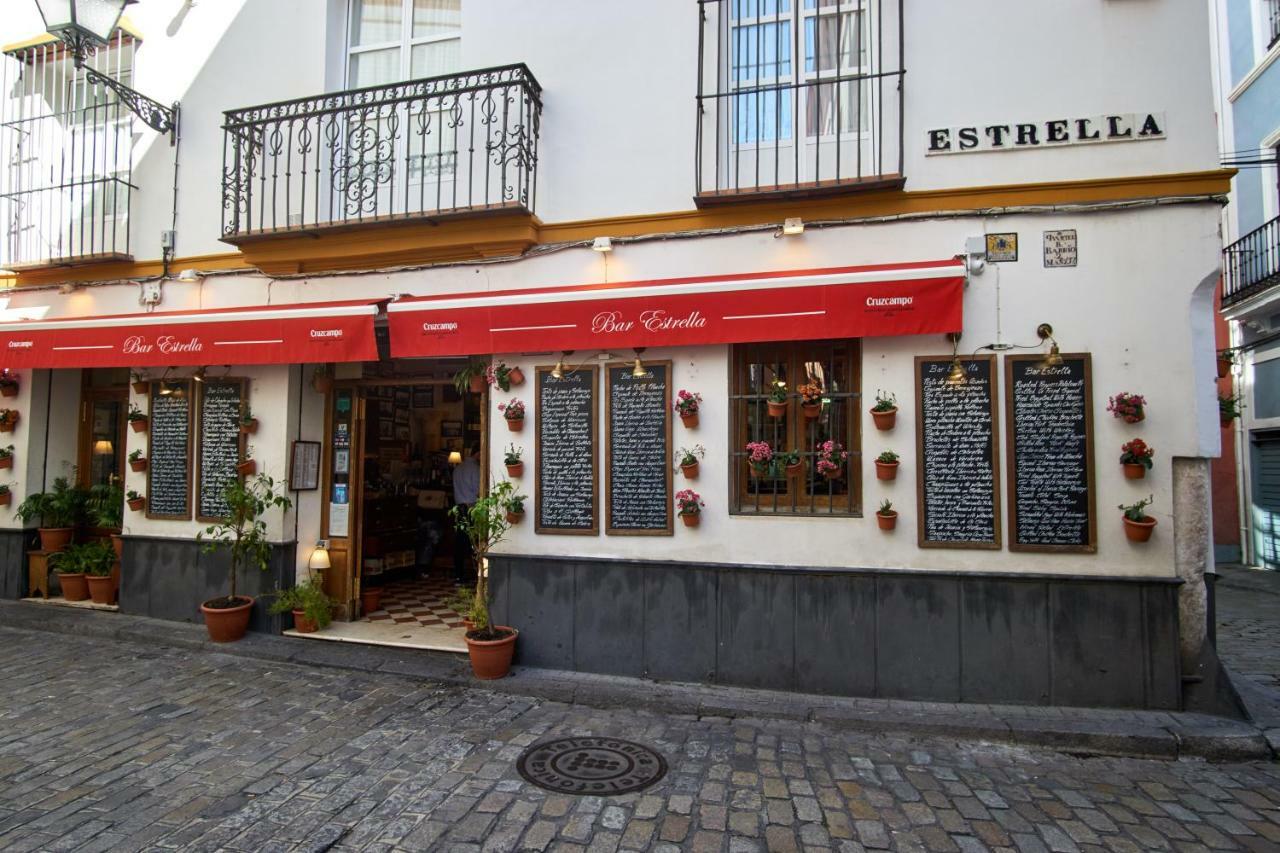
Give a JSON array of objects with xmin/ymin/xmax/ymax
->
[
  {"xmin": 147, "ymin": 380, "xmax": 193, "ymax": 519},
  {"xmin": 1005, "ymin": 354, "xmax": 1096, "ymax": 552},
  {"xmin": 196, "ymin": 380, "xmax": 246, "ymax": 521},
  {"xmin": 915, "ymin": 356, "xmax": 1001, "ymax": 549},
  {"xmin": 536, "ymin": 366, "xmax": 598, "ymax": 535},
  {"xmin": 606, "ymin": 361, "xmax": 672, "ymax": 535}
]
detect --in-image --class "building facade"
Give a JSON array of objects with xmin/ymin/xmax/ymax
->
[{"xmin": 0, "ymin": 0, "xmax": 1232, "ymax": 711}]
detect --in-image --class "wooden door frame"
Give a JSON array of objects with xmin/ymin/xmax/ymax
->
[{"xmin": 77, "ymin": 379, "xmax": 128, "ymax": 489}]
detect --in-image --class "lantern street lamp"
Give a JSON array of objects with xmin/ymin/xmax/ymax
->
[{"xmin": 33, "ymin": 0, "xmax": 178, "ymax": 138}]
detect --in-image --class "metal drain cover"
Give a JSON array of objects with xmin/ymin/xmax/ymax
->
[{"xmin": 516, "ymin": 736, "xmax": 668, "ymax": 795}]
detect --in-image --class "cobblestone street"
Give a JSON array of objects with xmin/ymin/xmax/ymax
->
[
  {"xmin": 1216, "ymin": 565, "xmax": 1280, "ymax": 693},
  {"xmin": 1, "ymin": 626, "xmax": 1279, "ymax": 852}
]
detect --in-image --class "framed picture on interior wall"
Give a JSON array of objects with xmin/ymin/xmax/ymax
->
[
  {"xmin": 394, "ymin": 408, "xmax": 410, "ymax": 425},
  {"xmin": 441, "ymin": 420, "xmax": 463, "ymax": 438},
  {"xmin": 379, "ymin": 418, "xmax": 394, "ymax": 440},
  {"xmin": 395, "ymin": 388, "xmax": 411, "ymax": 407},
  {"xmin": 413, "ymin": 385, "xmax": 434, "ymax": 408}
]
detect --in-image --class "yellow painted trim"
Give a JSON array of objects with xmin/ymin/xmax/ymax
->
[
  {"xmin": 3, "ymin": 17, "xmax": 143, "ymax": 55},
  {"xmin": 1, "ymin": 169, "xmax": 1234, "ymax": 287}
]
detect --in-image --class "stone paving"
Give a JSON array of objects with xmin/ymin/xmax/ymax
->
[
  {"xmin": 2, "ymin": 626, "xmax": 1280, "ymax": 852},
  {"xmin": 1216, "ymin": 565, "xmax": 1280, "ymax": 693}
]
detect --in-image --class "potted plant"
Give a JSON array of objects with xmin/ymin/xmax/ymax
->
[
  {"xmin": 0, "ymin": 410, "xmax": 19, "ymax": 433},
  {"xmin": 874, "ymin": 449, "xmax": 899, "ymax": 481},
  {"xmin": 876, "ymin": 499, "xmax": 898, "ymax": 530},
  {"xmin": 0, "ymin": 445, "xmax": 13, "ymax": 470},
  {"xmin": 871, "ymin": 390, "xmax": 898, "ymax": 431},
  {"xmin": 16, "ymin": 477, "xmax": 83, "ymax": 552},
  {"xmin": 504, "ymin": 444, "xmax": 524, "ymax": 478},
  {"xmin": 487, "ymin": 361, "xmax": 522, "ymax": 391},
  {"xmin": 127, "ymin": 404, "xmax": 148, "ymax": 433},
  {"xmin": 1107, "ymin": 392, "xmax": 1146, "ymax": 424},
  {"xmin": 676, "ymin": 488, "xmax": 704, "ymax": 527},
  {"xmin": 1220, "ymin": 393, "xmax": 1242, "ymax": 428},
  {"xmin": 745, "ymin": 440, "xmax": 774, "ymax": 478},
  {"xmin": 454, "ymin": 360, "xmax": 488, "ymax": 395},
  {"xmin": 817, "ymin": 440, "xmax": 850, "ymax": 480},
  {"xmin": 1119, "ymin": 495, "xmax": 1157, "ymax": 542},
  {"xmin": 674, "ymin": 390, "xmax": 702, "ymax": 428},
  {"xmin": 0, "ymin": 370, "xmax": 18, "ymax": 398},
  {"xmin": 504, "ymin": 491, "xmax": 527, "ymax": 525},
  {"xmin": 499, "ymin": 399, "xmax": 525, "ymax": 432},
  {"xmin": 49, "ymin": 544, "xmax": 91, "ymax": 602},
  {"xmin": 361, "ymin": 584, "xmax": 382, "ymax": 615},
  {"xmin": 676, "ymin": 444, "xmax": 705, "ymax": 479},
  {"xmin": 87, "ymin": 482, "xmax": 124, "ymax": 561},
  {"xmin": 196, "ymin": 474, "xmax": 293, "ymax": 642},
  {"xmin": 798, "ymin": 381, "xmax": 823, "ymax": 419},
  {"xmin": 1217, "ymin": 349, "xmax": 1233, "ymax": 379},
  {"xmin": 1120, "ymin": 438, "xmax": 1154, "ymax": 479},
  {"xmin": 237, "ymin": 445, "xmax": 257, "ymax": 476},
  {"xmin": 506, "ymin": 364, "xmax": 525, "ymax": 387},
  {"xmin": 128, "ymin": 448, "xmax": 147, "ymax": 472},
  {"xmin": 127, "ymin": 490, "xmax": 146, "ymax": 512},
  {"xmin": 240, "ymin": 408, "xmax": 258, "ymax": 435},
  {"xmin": 449, "ymin": 480, "xmax": 520, "ymax": 679},
  {"xmin": 130, "ymin": 371, "xmax": 150, "ymax": 395},
  {"xmin": 777, "ymin": 447, "xmax": 803, "ymax": 477},
  {"xmin": 267, "ymin": 579, "xmax": 333, "ymax": 634},
  {"xmin": 312, "ymin": 366, "xmax": 334, "ymax": 393},
  {"xmin": 78, "ymin": 541, "xmax": 117, "ymax": 605},
  {"xmin": 0, "ymin": 484, "xmax": 11, "ymax": 507},
  {"xmin": 766, "ymin": 380, "xmax": 788, "ymax": 418}
]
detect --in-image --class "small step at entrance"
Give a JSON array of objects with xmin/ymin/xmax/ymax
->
[
  {"xmin": 21, "ymin": 596, "xmax": 119, "ymax": 613},
  {"xmin": 285, "ymin": 620, "xmax": 466, "ymax": 653}
]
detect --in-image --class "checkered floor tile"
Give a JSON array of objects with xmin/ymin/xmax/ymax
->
[{"xmin": 363, "ymin": 575, "xmax": 467, "ymax": 630}]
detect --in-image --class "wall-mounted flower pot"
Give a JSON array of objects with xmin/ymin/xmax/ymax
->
[
  {"xmin": 506, "ymin": 417, "xmax": 524, "ymax": 432},
  {"xmin": 86, "ymin": 575, "xmax": 114, "ymax": 605},
  {"xmin": 292, "ymin": 608, "xmax": 318, "ymax": 634},
  {"xmin": 786, "ymin": 461, "xmax": 803, "ymax": 477},
  {"xmin": 39, "ymin": 527, "xmax": 73, "ymax": 552},
  {"xmin": 312, "ymin": 374, "xmax": 334, "ymax": 394},
  {"xmin": 876, "ymin": 511, "xmax": 898, "ymax": 531},
  {"xmin": 240, "ymin": 419, "xmax": 258, "ymax": 435},
  {"xmin": 506, "ymin": 462, "xmax": 524, "ymax": 478},
  {"xmin": 1122, "ymin": 515, "xmax": 1157, "ymax": 542},
  {"xmin": 129, "ymin": 458, "xmax": 147, "ymax": 472},
  {"xmin": 506, "ymin": 510, "xmax": 524, "ymax": 525},
  {"xmin": 129, "ymin": 417, "xmax": 147, "ymax": 433},
  {"xmin": 681, "ymin": 512, "xmax": 701, "ymax": 528},
  {"xmin": 131, "ymin": 381, "xmax": 149, "ymax": 395},
  {"xmin": 236, "ymin": 459, "xmax": 257, "ymax": 476},
  {"xmin": 824, "ymin": 465, "xmax": 843, "ymax": 480},
  {"xmin": 469, "ymin": 375, "xmax": 486, "ymax": 394},
  {"xmin": 0, "ymin": 384, "xmax": 17, "ymax": 398},
  {"xmin": 201, "ymin": 596, "xmax": 253, "ymax": 642},
  {"xmin": 1122, "ymin": 463, "xmax": 1147, "ymax": 480},
  {"xmin": 871, "ymin": 407, "xmax": 898, "ymax": 431},
  {"xmin": 0, "ymin": 491, "xmax": 10, "ymax": 506},
  {"xmin": 0, "ymin": 417, "xmax": 18, "ymax": 433},
  {"xmin": 1217, "ymin": 358, "xmax": 1231, "ymax": 379},
  {"xmin": 767, "ymin": 401, "xmax": 788, "ymax": 418},
  {"xmin": 58, "ymin": 572, "xmax": 89, "ymax": 601},
  {"xmin": 681, "ymin": 461, "xmax": 699, "ymax": 480},
  {"xmin": 127, "ymin": 497, "xmax": 146, "ymax": 512},
  {"xmin": 0, "ymin": 456, "xmax": 11, "ymax": 470},
  {"xmin": 465, "ymin": 627, "xmax": 518, "ymax": 679},
  {"xmin": 875, "ymin": 460, "xmax": 899, "ymax": 481},
  {"xmin": 507, "ymin": 367, "xmax": 525, "ymax": 386},
  {"xmin": 680, "ymin": 412, "xmax": 699, "ymax": 429},
  {"xmin": 802, "ymin": 403, "xmax": 821, "ymax": 420},
  {"xmin": 1220, "ymin": 415, "xmax": 1235, "ymax": 429}
]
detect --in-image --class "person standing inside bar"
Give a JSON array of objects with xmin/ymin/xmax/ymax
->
[{"xmin": 452, "ymin": 444, "xmax": 480, "ymax": 585}]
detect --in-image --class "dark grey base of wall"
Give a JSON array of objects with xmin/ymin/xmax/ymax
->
[
  {"xmin": 121, "ymin": 536, "xmax": 296, "ymax": 634},
  {"xmin": 488, "ymin": 555, "xmax": 1184, "ymax": 711},
  {"xmin": 0, "ymin": 528, "xmax": 31, "ymax": 599}
]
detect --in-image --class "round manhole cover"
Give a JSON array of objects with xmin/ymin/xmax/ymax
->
[{"xmin": 516, "ymin": 736, "xmax": 668, "ymax": 796}]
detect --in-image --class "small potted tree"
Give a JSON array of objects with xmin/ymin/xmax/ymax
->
[
  {"xmin": 16, "ymin": 477, "xmax": 83, "ymax": 552},
  {"xmin": 196, "ymin": 474, "xmax": 292, "ymax": 642},
  {"xmin": 876, "ymin": 499, "xmax": 898, "ymax": 530},
  {"xmin": 1119, "ymin": 495, "xmax": 1157, "ymax": 542},
  {"xmin": 674, "ymin": 390, "xmax": 702, "ymax": 428},
  {"xmin": 1220, "ymin": 393, "xmax": 1242, "ymax": 428},
  {"xmin": 127, "ymin": 490, "xmax": 146, "ymax": 512},
  {"xmin": 874, "ymin": 450, "xmax": 899, "ymax": 481},
  {"xmin": 1107, "ymin": 392, "xmax": 1146, "ymax": 424},
  {"xmin": 0, "ymin": 410, "xmax": 19, "ymax": 433},
  {"xmin": 505, "ymin": 491, "xmax": 527, "ymax": 525},
  {"xmin": 1120, "ymin": 439, "xmax": 1154, "ymax": 480},
  {"xmin": 777, "ymin": 447, "xmax": 803, "ymax": 477},
  {"xmin": 267, "ymin": 580, "xmax": 334, "ymax": 634},
  {"xmin": 240, "ymin": 408, "xmax": 259, "ymax": 435},
  {"xmin": 128, "ymin": 449, "xmax": 147, "ymax": 472},
  {"xmin": 817, "ymin": 440, "xmax": 850, "ymax": 480},
  {"xmin": 237, "ymin": 445, "xmax": 257, "ymax": 476},
  {"xmin": 503, "ymin": 444, "xmax": 524, "ymax": 478},
  {"xmin": 127, "ymin": 404, "xmax": 148, "ymax": 433},
  {"xmin": 449, "ymin": 480, "xmax": 520, "ymax": 679},
  {"xmin": 676, "ymin": 489, "xmax": 704, "ymax": 527},
  {"xmin": 871, "ymin": 390, "xmax": 898, "ymax": 431},
  {"xmin": 766, "ymin": 380, "xmax": 788, "ymax": 418},
  {"xmin": 676, "ymin": 445, "xmax": 705, "ymax": 479},
  {"xmin": 798, "ymin": 381, "xmax": 823, "ymax": 419},
  {"xmin": 0, "ymin": 445, "xmax": 13, "ymax": 470},
  {"xmin": 745, "ymin": 440, "xmax": 774, "ymax": 478},
  {"xmin": 0, "ymin": 370, "xmax": 19, "ymax": 398},
  {"xmin": 498, "ymin": 399, "xmax": 525, "ymax": 432}
]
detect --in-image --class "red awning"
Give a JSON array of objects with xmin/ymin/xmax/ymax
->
[
  {"xmin": 387, "ymin": 260, "xmax": 966, "ymax": 357},
  {"xmin": 0, "ymin": 300, "xmax": 381, "ymax": 369}
]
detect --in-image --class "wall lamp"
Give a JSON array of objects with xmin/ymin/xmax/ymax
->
[
  {"xmin": 631, "ymin": 348, "xmax": 648, "ymax": 378},
  {"xmin": 1037, "ymin": 323, "xmax": 1063, "ymax": 367},
  {"xmin": 778, "ymin": 217, "xmax": 805, "ymax": 237},
  {"xmin": 34, "ymin": 0, "xmax": 180, "ymax": 140}
]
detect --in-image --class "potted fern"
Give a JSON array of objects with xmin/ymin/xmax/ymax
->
[
  {"xmin": 16, "ymin": 477, "xmax": 84, "ymax": 552},
  {"xmin": 449, "ymin": 480, "xmax": 519, "ymax": 679},
  {"xmin": 454, "ymin": 360, "xmax": 489, "ymax": 395},
  {"xmin": 267, "ymin": 579, "xmax": 333, "ymax": 633}
]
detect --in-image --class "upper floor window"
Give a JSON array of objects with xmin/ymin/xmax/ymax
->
[
  {"xmin": 347, "ymin": 0, "xmax": 461, "ymax": 88},
  {"xmin": 1265, "ymin": 0, "xmax": 1280, "ymax": 51}
]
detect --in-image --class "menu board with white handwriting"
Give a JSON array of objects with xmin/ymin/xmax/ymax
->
[
  {"xmin": 196, "ymin": 380, "xmax": 245, "ymax": 521},
  {"xmin": 147, "ymin": 381, "xmax": 193, "ymax": 519},
  {"xmin": 536, "ymin": 366, "xmax": 598, "ymax": 535},
  {"xmin": 606, "ymin": 362, "xmax": 672, "ymax": 535}
]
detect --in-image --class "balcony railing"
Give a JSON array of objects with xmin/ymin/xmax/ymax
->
[
  {"xmin": 220, "ymin": 64, "xmax": 541, "ymax": 240},
  {"xmin": 1223, "ymin": 215, "xmax": 1280, "ymax": 309},
  {"xmin": 1268, "ymin": 0, "xmax": 1280, "ymax": 50},
  {"xmin": 694, "ymin": 0, "xmax": 904, "ymax": 204}
]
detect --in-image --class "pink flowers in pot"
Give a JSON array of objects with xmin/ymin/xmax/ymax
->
[
  {"xmin": 498, "ymin": 399, "xmax": 525, "ymax": 432},
  {"xmin": 676, "ymin": 489, "xmax": 704, "ymax": 528},
  {"xmin": 815, "ymin": 440, "xmax": 848, "ymax": 479},
  {"xmin": 1107, "ymin": 392, "xmax": 1146, "ymax": 423},
  {"xmin": 745, "ymin": 440, "xmax": 773, "ymax": 476}
]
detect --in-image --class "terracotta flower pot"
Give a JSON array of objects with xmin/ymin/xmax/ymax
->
[
  {"xmin": 240, "ymin": 419, "xmax": 258, "ymax": 435},
  {"xmin": 506, "ymin": 417, "xmax": 524, "ymax": 432},
  {"xmin": 361, "ymin": 587, "xmax": 382, "ymax": 614},
  {"xmin": 786, "ymin": 461, "xmax": 803, "ymax": 477},
  {"xmin": 507, "ymin": 367, "xmax": 524, "ymax": 386},
  {"xmin": 292, "ymin": 608, "xmax": 318, "ymax": 634},
  {"xmin": 1122, "ymin": 515, "xmax": 1157, "ymax": 543},
  {"xmin": 236, "ymin": 459, "xmax": 257, "ymax": 476},
  {"xmin": 871, "ymin": 407, "xmax": 898, "ymax": 431},
  {"xmin": 0, "ymin": 418, "xmax": 17, "ymax": 433},
  {"xmin": 58, "ymin": 572, "xmax": 89, "ymax": 601},
  {"xmin": 200, "ymin": 596, "xmax": 254, "ymax": 642},
  {"xmin": 469, "ymin": 375, "xmax": 486, "ymax": 394},
  {"xmin": 110, "ymin": 534, "xmax": 123, "ymax": 560},
  {"xmin": 129, "ymin": 458, "xmax": 147, "ymax": 472},
  {"xmin": 1220, "ymin": 415, "xmax": 1234, "ymax": 429},
  {"xmin": 1123, "ymin": 463, "xmax": 1147, "ymax": 480},
  {"xmin": 506, "ymin": 462, "xmax": 524, "ymax": 478},
  {"xmin": 0, "ymin": 456, "xmax": 11, "ymax": 469},
  {"xmin": 1217, "ymin": 358, "xmax": 1231, "ymax": 379},
  {"xmin": 875, "ymin": 461, "xmax": 899, "ymax": 481},
  {"xmin": 313, "ymin": 374, "xmax": 334, "ymax": 393},
  {"xmin": 824, "ymin": 465, "xmax": 842, "ymax": 480},
  {"xmin": 127, "ymin": 497, "xmax": 146, "ymax": 512},
  {"xmin": 802, "ymin": 403, "xmax": 821, "ymax": 420},
  {"xmin": 131, "ymin": 381, "xmax": 149, "ymax": 395},
  {"xmin": 680, "ymin": 412, "xmax": 699, "ymax": 429},
  {"xmin": 750, "ymin": 463, "xmax": 770, "ymax": 479},
  {"xmin": 0, "ymin": 384, "xmax": 16, "ymax": 398},
  {"xmin": 465, "ymin": 626, "xmax": 518, "ymax": 680},
  {"xmin": 681, "ymin": 461, "xmax": 699, "ymax": 480},
  {"xmin": 506, "ymin": 510, "xmax": 524, "ymax": 524},
  {"xmin": 86, "ymin": 575, "xmax": 114, "ymax": 605},
  {"xmin": 0, "ymin": 491, "xmax": 9, "ymax": 506},
  {"xmin": 767, "ymin": 401, "xmax": 787, "ymax": 418},
  {"xmin": 1123, "ymin": 413, "xmax": 1144, "ymax": 425},
  {"xmin": 39, "ymin": 527, "xmax": 73, "ymax": 552},
  {"xmin": 680, "ymin": 512, "xmax": 701, "ymax": 528},
  {"xmin": 129, "ymin": 418, "xmax": 147, "ymax": 433},
  {"xmin": 877, "ymin": 511, "xmax": 898, "ymax": 531}
]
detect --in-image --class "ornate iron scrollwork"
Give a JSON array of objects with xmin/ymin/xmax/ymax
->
[{"xmin": 81, "ymin": 66, "xmax": 178, "ymax": 138}]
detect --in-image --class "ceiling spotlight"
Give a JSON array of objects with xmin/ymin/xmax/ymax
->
[
  {"xmin": 592, "ymin": 236, "xmax": 613, "ymax": 253},
  {"xmin": 781, "ymin": 217, "xmax": 805, "ymax": 236}
]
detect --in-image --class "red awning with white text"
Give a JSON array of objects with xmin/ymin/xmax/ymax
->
[
  {"xmin": 387, "ymin": 260, "xmax": 966, "ymax": 358},
  {"xmin": 0, "ymin": 300, "xmax": 381, "ymax": 369}
]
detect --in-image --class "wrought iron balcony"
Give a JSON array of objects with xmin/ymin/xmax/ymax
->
[
  {"xmin": 220, "ymin": 64, "xmax": 541, "ymax": 241},
  {"xmin": 1223, "ymin": 214, "xmax": 1280, "ymax": 309}
]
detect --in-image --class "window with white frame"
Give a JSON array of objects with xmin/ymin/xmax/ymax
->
[{"xmin": 347, "ymin": 0, "xmax": 461, "ymax": 88}]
